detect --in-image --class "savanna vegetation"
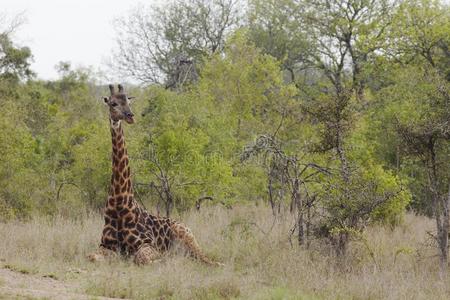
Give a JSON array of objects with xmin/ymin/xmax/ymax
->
[
  {"xmin": 0, "ymin": 207, "xmax": 448, "ymax": 299},
  {"xmin": 0, "ymin": 0, "xmax": 449, "ymax": 299}
]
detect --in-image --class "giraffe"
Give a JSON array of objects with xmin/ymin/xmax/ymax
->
[{"xmin": 88, "ymin": 84, "xmax": 221, "ymax": 266}]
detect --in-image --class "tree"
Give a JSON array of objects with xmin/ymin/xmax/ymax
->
[
  {"xmin": 197, "ymin": 31, "xmax": 309, "ymax": 207},
  {"xmin": 382, "ymin": 65, "xmax": 449, "ymax": 271},
  {"xmin": 0, "ymin": 13, "xmax": 33, "ymax": 83},
  {"xmin": 135, "ymin": 86, "xmax": 235, "ymax": 216},
  {"xmin": 377, "ymin": 0, "xmax": 450, "ymax": 272},
  {"xmin": 242, "ymin": 134, "xmax": 328, "ymax": 246},
  {"xmin": 111, "ymin": 0, "xmax": 242, "ymax": 87},
  {"xmin": 388, "ymin": 0, "xmax": 449, "ymax": 77},
  {"xmin": 290, "ymin": 0, "xmax": 409, "ymax": 257},
  {"xmin": 247, "ymin": 0, "xmax": 310, "ymax": 84},
  {"xmin": 0, "ymin": 15, "xmax": 38, "ymax": 219},
  {"xmin": 305, "ymin": 0, "xmax": 398, "ymax": 101},
  {"xmin": 0, "ymin": 99, "xmax": 41, "ymax": 219}
]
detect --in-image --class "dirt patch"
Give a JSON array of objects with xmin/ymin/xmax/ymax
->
[{"xmin": 0, "ymin": 267, "xmax": 125, "ymax": 300}]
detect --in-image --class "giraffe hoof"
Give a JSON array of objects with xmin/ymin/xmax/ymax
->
[
  {"xmin": 87, "ymin": 253, "xmax": 104, "ymax": 262},
  {"xmin": 87, "ymin": 247, "xmax": 117, "ymax": 262}
]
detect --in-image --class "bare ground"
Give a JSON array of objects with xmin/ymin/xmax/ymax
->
[{"xmin": 0, "ymin": 266, "xmax": 125, "ymax": 300}]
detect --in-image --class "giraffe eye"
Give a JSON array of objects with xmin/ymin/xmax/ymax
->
[{"xmin": 111, "ymin": 103, "xmax": 118, "ymax": 107}]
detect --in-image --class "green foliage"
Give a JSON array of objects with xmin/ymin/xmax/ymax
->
[
  {"xmin": 372, "ymin": 63, "xmax": 449, "ymax": 214},
  {"xmin": 131, "ymin": 32, "xmax": 303, "ymax": 213},
  {"xmin": 137, "ymin": 86, "xmax": 237, "ymax": 211},
  {"xmin": 0, "ymin": 32, "xmax": 33, "ymax": 82},
  {"xmin": 390, "ymin": 0, "xmax": 449, "ymax": 72},
  {"xmin": 248, "ymin": 0, "xmax": 310, "ymax": 75},
  {"xmin": 347, "ymin": 117, "xmax": 412, "ymax": 224},
  {"xmin": 198, "ymin": 31, "xmax": 296, "ymax": 142},
  {"xmin": 3, "ymin": 1, "xmax": 449, "ymax": 249},
  {"xmin": 0, "ymin": 99, "xmax": 40, "ymax": 218},
  {"xmin": 71, "ymin": 121, "xmax": 110, "ymax": 209}
]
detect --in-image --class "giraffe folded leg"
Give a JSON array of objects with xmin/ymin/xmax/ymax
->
[
  {"xmin": 87, "ymin": 246, "xmax": 118, "ymax": 262},
  {"xmin": 134, "ymin": 244, "xmax": 161, "ymax": 265},
  {"xmin": 171, "ymin": 223, "xmax": 224, "ymax": 266}
]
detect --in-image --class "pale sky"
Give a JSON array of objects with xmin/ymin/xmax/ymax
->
[{"xmin": 2, "ymin": 0, "xmax": 153, "ymax": 80}]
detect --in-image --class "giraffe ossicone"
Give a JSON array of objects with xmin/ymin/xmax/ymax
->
[{"xmin": 88, "ymin": 84, "xmax": 222, "ymax": 266}]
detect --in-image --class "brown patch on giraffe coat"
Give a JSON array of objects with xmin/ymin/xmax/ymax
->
[
  {"xmin": 136, "ymin": 223, "xmax": 145, "ymax": 232},
  {"xmin": 121, "ymin": 182, "xmax": 128, "ymax": 193},
  {"xmin": 105, "ymin": 208, "xmax": 118, "ymax": 219},
  {"xmin": 115, "ymin": 195, "xmax": 123, "ymax": 204},
  {"xmin": 114, "ymin": 184, "xmax": 120, "ymax": 194},
  {"xmin": 127, "ymin": 196, "xmax": 134, "ymax": 207},
  {"xmin": 118, "ymin": 210, "xmax": 128, "ymax": 219},
  {"xmin": 158, "ymin": 227, "xmax": 165, "ymax": 236},
  {"xmin": 127, "ymin": 235, "xmax": 137, "ymax": 244},
  {"xmin": 124, "ymin": 215, "xmax": 134, "ymax": 228},
  {"xmin": 152, "ymin": 226, "xmax": 158, "ymax": 237}
]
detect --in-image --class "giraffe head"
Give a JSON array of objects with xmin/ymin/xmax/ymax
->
[{"xmin": 103, "ymin": 84, "xmax": 135, "ymax": 124}]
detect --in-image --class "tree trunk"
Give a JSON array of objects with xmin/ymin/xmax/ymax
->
[
  {"xmin": 164, "ymin": 191, "xmax": 173, "ymax": 217},
  {"xmin": 293, "ymin": 178, "xmax": 304, "ymax": 245},
  {"xmin": 336, "ymin": 124, "xmax": 350, "ymax": 184},
  {"xmin": 336, "ymin": 232, "xmax": 349, "ymax": 258},
  {"xmin": 306, "ymin": 201, "xmax": 311, "ymax": 249},
  {"xmin": 439, "ymin": 187, "xmax": 449, "ymax": 273},
  {"xmin": 428, "ymin": 139, "xmax": 448, "ymax": 273},
  {"xmin": 396, "ymin": 143, "xmax": 400, "ymax": 172},
  {"xmin": 335, "ymin": 118, "xmax": 350, "ymax": 258},
  {"xmin": 156, "ymin": 200, "xmax": 161, "ymax": 216},
  {"xmin": 268, "ymin": 176, "xmax": 276, "ymax": 216},
  {"xmin": 161, "ymin": 177, "xmax": 173, "ymax": 217}
]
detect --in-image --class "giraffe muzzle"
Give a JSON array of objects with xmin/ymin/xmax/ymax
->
[{"xmin": 124, "ymin": 112, "xmax": 135, "ymax": 124}]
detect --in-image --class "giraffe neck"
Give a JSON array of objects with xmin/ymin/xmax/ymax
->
[{"xmin": 109, "ymin": 119, "xmax": 133, "ymax": 202}]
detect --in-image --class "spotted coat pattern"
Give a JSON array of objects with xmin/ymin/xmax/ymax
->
[{"xmin": 92, "ymin": 119, "xmax": 218, "ymax": 265}]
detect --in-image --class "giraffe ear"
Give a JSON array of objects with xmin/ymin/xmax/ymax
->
[
  {"xmin": 128, "ymin": 96, "xmax": 136, "ymax": 103},
  {"xmin": 103, "ymin": 97, "xmax": 109, "ymax": 105}
]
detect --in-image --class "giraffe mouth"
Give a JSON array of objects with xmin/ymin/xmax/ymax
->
[{"xmin": 125, "ymin": 116, "xmax": 135, "ymax": 124}]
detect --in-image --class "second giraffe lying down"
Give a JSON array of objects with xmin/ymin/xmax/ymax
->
[{"xmin": 88, "ymin": 84, "xmax": 222, "ymax": 266}]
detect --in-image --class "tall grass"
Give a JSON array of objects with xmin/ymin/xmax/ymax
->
[{"xmin": 0, "ymin": 206, "xmax": 449, "ymax": 299}]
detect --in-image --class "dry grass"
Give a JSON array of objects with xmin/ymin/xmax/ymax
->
[{"xmin": 0, "ymin": 206, "xmax": 449, "ymax": 299}]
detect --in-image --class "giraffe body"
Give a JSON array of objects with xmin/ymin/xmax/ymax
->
[{"xmin": 88, "ymin": 84, "xmax": 220, "ymax": 266}]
